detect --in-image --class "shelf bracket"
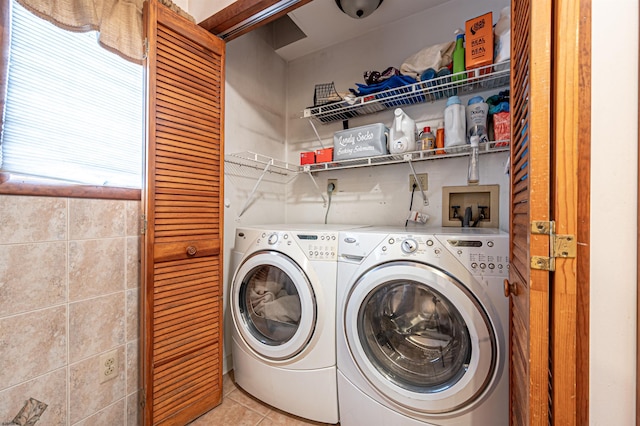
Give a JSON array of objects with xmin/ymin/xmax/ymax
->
[
  {"xmin": 306, "ymin": 171, "xmax": 327, "ymax": 205},
  {"xmin": 407, "ymin": 160, "xmax": 429, "ymax": 206},
  {"xmin": 238, "ymin": 160, "xmax": 273, "ymax": 217}
]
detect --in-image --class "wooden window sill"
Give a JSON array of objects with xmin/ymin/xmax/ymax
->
[{"xmin": 0, "ymin": 172, "xmax": 141, "ymax": 200}]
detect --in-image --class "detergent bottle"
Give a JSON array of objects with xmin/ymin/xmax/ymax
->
[
  {"xmin": 452, "ymin": 28, "xmax": 466, "ymax": 83},
  {"xmin": 444, "ymin": 96, "xmax": 466, "ymax": 153},
  {"xmin": 389, "ymin": 108, "xmax": 417, "ymax": 154}
]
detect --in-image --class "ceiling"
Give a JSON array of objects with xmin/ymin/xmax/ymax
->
[{"xmin": 274, "ymin": 0, "xmax": 451, "ymax": 61}]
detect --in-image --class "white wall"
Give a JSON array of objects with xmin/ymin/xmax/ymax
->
[
  {"xmin": 590, "ymin": 0, "xmax": 638, "ymax": 423},
  {"xmin": 222, "ymin": 27, "xmax": 289, "ymax": 370},
  {"xmin": 285, "ymin": 0, "xmax": 510, "ymax": 228}
]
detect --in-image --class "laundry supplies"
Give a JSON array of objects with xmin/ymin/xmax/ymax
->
[
  {"xmin": 388, "ymin": 108, "xmax": 417, "ymax": 154},
  {"xmin": 444, "ymin": 96, "xmax": 466, "ymax": 152}
]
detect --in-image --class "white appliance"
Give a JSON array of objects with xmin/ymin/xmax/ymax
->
[
  {"xmin": 336, "ymin": 226, "xmax": 509, "ymax": 425},
  {"xmin": 230, "ymin": 224, "xmax": 362, "ymax": 424}
]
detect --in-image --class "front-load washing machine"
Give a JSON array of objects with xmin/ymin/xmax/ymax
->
[
  {"xmin": 336, "ymin": 226, "xmax": 509, "ymax": 425},
  {"xmin": 230, "ymin": 224, "xmax": 363, "ymax": 424}
]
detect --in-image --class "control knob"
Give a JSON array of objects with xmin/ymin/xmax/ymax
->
[
  {"xmin": 401, "ymin": 238, "xmax": 418, "ymax": 254},
  {"xmin": 267, "ymin": 233, "xmax": 278, "ymax": 245}
]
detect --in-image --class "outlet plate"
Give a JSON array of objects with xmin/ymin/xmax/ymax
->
[
  {"xmin": 409, "ymin": 173, "xmax": 428, "ymax": 191},
  {"xmin": 100, "ymin": 349, "xmax": 118, "ymax": 383},
  {"xmin": 327, "ymin": 179, "xmax": 338, "ymax": 193}
]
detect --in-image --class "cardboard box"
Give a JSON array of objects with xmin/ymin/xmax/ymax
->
[
  {"xmin": 333, "ymin": 123, "xmax": 388, "ymax": 161},
  {"xmin": 465, "ymin": 12, "xmax": 493, "ymax": 71},
  {"xmin": 300, "ymin": 151, "xmax": 315, "ymax": 165},
  {"xmin": 315, "ymin": 147, "xmax": 334, "ymax": 163}
]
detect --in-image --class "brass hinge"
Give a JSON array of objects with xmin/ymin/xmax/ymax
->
[
  {"xmin": 141, "ymin": 214, "xmax": 147, "ymax": 235},
  {"xmin": 530, "ymin": 220, "xmax": 576, "ymax": 271}
]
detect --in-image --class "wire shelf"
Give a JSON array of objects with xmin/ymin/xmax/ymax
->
[
  {"xmin": 301, "ymin": 141, "xmax": 510, "ymax": 172},
  {"xmin": 225, "ymin": 151, "xmax": 299, "ymax": 183},
  {"xmin": 303, "ymin": 61, "xmax": 510, "ymax": 124}
]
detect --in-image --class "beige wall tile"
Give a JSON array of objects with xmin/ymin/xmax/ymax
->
[
  {"xmin": 126, "ymin": 391, "xmax": 142, "ymax": 426},
  {"xmin": 0, "ymin": 242, "xmax": 67, "ymax": 316},
  {"xmin": 0, "ymin": 307, "xmax": 67, "ymax": 388},
  {"xmin": 125, "ymin": 201, "xmax": 141, "ymax": 237},
  {"xmin": 69, "ymin": 239, "xmax": 125, "ymax": 301},
  {"xmin": 69, "ymin": 199, "xmax": 125, "ymax": 240},
  {"xmin": 0, "ymin": 195, "xmax": 67, "ymax": 244},
  {"xmin": 73, "ymin": 398, "xmax": 125, "ymax": 426},
  {"xmin": 126, "ymin": 236, "xmax": 140, "ymax": 290},
  {"xmin": 126, "ymin": 288, "xmax": 139, "ymax": 342},
  {"xmin": 69, "ymin": 293, "xmax": 125, "ymax": 363},
  {"xmin": 69, "ymin": 346, "xmax": 125, "ymax": 424},
  {"xmin": 126, "ymin": 340, "xmax": 140, "ymax": 395},
  {"xmin": 0, "ymin": 368, "xmax": 67, "ymax": 425}
]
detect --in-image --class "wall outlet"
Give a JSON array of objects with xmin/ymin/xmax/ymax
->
[
  {"xmin": 409, "ymin": 173, "xmax": 428, "ymax": 191},
  {"xmin": 327, "ymin": 179, "xmax": 338, "ymax": 193},
  {"xmin": 100, "ymin": 349, "xmax": 118, "ymax": 383}
]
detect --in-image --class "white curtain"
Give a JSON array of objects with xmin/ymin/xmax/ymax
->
[{"xmin": 16, "ymin": 0, "xmax": 194, "ymax": 63}]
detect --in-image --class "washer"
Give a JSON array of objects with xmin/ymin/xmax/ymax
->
[
  {"xmin": 230, "ymin": 224, "xmax": 362, "ymax": 424},
  {"xmin": 336, "ymin": 226, "xmax": 509, "ymax": 425}
]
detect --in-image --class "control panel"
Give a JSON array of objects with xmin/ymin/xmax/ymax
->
[
  {"xmin": 437, "ymin": 235, "xmax": 509, "ymax": 278},
  {"xmin": 257, "ymin": 231, "xmax": 339, "ymax": 260}
]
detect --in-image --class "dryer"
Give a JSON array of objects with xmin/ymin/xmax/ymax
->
[
  {"xmin": 230, "ymin": 224, "xmax": 361, "ymax": 424},
  {"xmin": 336, "ymin": 226, "xmax": 509, "ymax": 425}
]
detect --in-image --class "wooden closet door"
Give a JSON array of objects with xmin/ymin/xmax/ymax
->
[
  {"xmin": 508, "ymin": 0, "xmax": 552, "ymax": 424},
  {"xmin": 143, "ymin": 1, "xmax": 225, "ymax": 424}
]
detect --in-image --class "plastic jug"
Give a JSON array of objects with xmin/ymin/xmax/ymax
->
[
  {"xmin": 466, "ymin": 96, "xmax": 489, "ymax": 143},
  {"xmin": 444, "ymin": 96, "xmax": 466, "ymax": 153},
  {"xmin": 389, "ymin": 108, "xmax": 416, "ymax": 154}
]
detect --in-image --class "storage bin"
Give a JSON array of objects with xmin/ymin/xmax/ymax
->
[{"xmin": 333, "ymin": 123, "xmax": 389, "ymax": 161}]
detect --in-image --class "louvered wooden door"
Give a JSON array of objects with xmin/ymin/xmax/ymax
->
[
  {"xmin": 143, "ymin": 1, "xmax": 225, "ymax": 424},
  {"xmin": 508, "ymin": 0, "xmax": 553, "ymax": 424}
]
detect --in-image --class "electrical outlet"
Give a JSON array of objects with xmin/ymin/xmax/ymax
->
[
  {"xmin": 100, "ymin": 349, "xmax": 118, "ymax": 383},
  {"xmin": 409, "ymin": 173, "xmax": 428, "ymax": 191},
  {"xmin": 327, "ymin": 179, "xmax": 338, "ymax": 192}
]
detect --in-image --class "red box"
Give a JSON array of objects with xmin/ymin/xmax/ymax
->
[
  {"xmin": 315, "ymin": 148, "xmax": 333, "ymax": 163},
  {"xmin": 300, "ymin": 151, "xmax": 315, "ymax": 165}
]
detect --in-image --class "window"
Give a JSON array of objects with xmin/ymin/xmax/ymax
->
[{"xmin": 1, "ymin": 0, "xmax": 143, "ymax": 190}]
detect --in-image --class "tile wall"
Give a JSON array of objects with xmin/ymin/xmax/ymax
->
[{"xmin": 0, "ymin": 195, "xmax": 142, "ymax": 425}]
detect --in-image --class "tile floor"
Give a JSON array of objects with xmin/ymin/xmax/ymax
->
[{"xmin": 188, "ymin": 371, "xmax": 339, "ymax": 426}]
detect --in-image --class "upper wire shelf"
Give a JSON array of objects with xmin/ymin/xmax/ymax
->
[{"xmin": 303, "ymin": 61, "xmax": 510, "ymax": 124}]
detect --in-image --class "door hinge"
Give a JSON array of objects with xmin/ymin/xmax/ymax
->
[
  {"xmin": 141, "ymin": 215, "xmax": 147, "ymax": 235},
  {"xmin": 143, "ymin": 38, "xmax": 149, "ymax": 60},
  {"xmin": 530, "ymin": 220, "xmax": 576, "ymax": 271}
]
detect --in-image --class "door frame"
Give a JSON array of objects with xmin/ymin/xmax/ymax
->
[{"xmin": 197, "ymin": 0, "xmax": 592, "ymax": 422}]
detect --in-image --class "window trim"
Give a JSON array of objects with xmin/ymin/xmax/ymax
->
[
  {"xmin": 0, "ymin": 172, "xmax": 141, "ymax": 199},
  {"xmin": 0, "ymin": 0, "xmax": 142, "ymax": 201}
]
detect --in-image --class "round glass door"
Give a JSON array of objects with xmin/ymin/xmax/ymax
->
[
  {"xmin": 344, "ymin": 261, "xmax": 495, "ymax": 413},
  {"xmin": 232, "ymin": 251, "xmax": 316, "ymax": 360}
]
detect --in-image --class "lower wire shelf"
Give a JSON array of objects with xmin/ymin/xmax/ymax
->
[{"xmin": 300, "ymin": 140, "xmax": 510, "ymax": 172}]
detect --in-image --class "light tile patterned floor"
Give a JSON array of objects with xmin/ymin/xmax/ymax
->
[{"xmin": 188, "ymin": 371, "xmax": 339, "ymax": 426}]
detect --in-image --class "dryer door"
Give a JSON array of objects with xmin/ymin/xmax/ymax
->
[
  {"xmin": 344, "ymin": 261, "xmax": 496, "ymax": 414},
  {"xmin": 232, "ymin": 251, "xmax": 316, "ymax": 360}
]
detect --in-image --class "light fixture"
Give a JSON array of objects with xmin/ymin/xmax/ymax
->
[{"xmin": 335, "ymin": 0, "xmax": 384, "ymax": 19}]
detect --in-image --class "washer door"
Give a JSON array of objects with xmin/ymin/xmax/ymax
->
[
  {"xmin": 344, "ymin": 261, "xmax": 495, "ymax": 414},
  {"xmin": 232, "ymin": 251, "xmax": 316, "ymax": 360}
]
